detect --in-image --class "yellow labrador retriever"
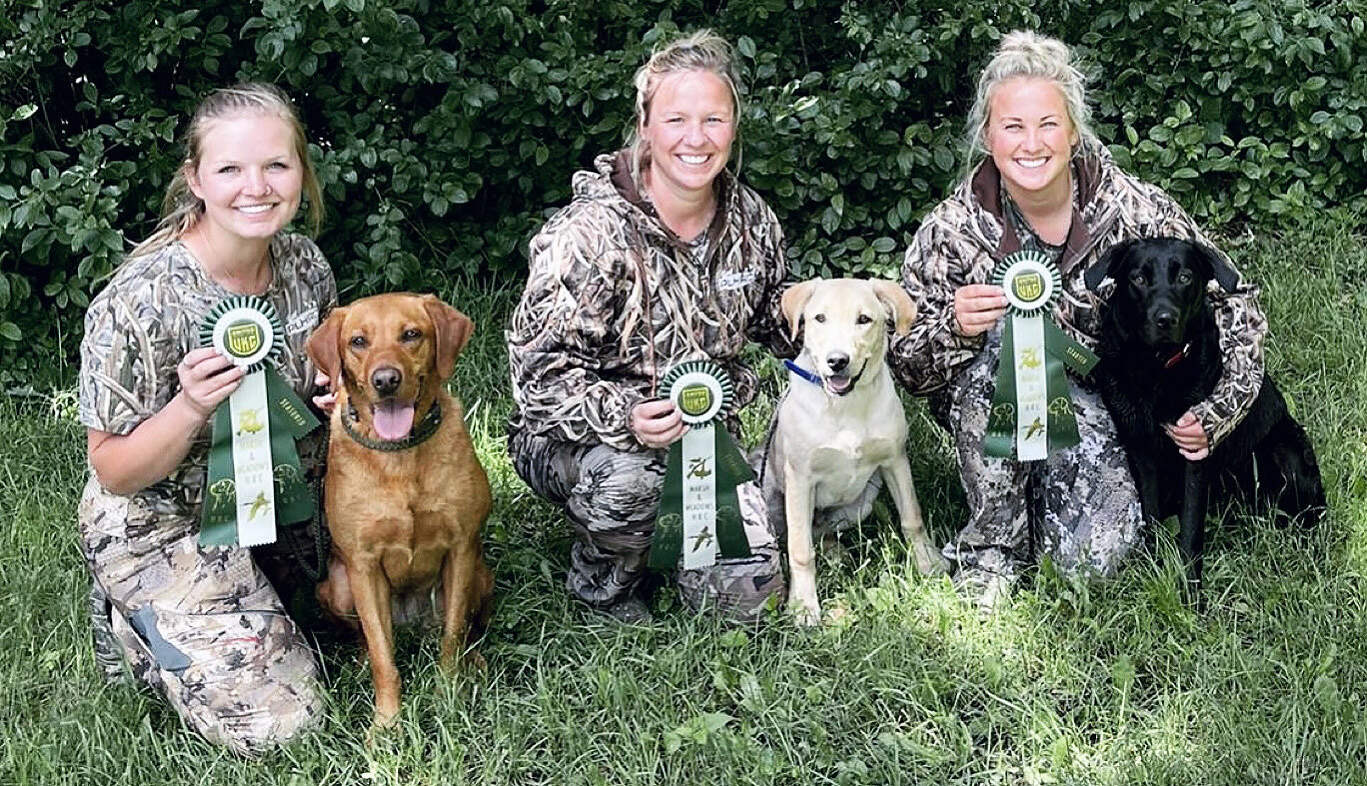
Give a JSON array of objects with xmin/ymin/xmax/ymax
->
[{"xmin": 762, "ymin": 278, "xmax": 948, "ymax": 624}]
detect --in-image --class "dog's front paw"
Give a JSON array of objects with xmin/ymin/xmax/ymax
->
[
  {"xmin": 787, "ymin": 594, "xmax": 822, "ymax": 627},
  {"xmin": 911, "ymin": 540, "xmax": 950, "ymax": 577},
  {"xmin": 365, "ymin": 708, "xmax": 401, "ymax": 746}
]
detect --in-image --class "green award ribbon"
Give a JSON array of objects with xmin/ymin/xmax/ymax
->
[
  {"xmin": 983, "ymin": 251, "xmax": 1099, "ymax": 461},
  {"xmin": 648, "ymin": 360, "xmax": 754, "ymax": 570},
  {"xmin": 198, "ymin": 296, "xmax": 320, "ymax": 547}
]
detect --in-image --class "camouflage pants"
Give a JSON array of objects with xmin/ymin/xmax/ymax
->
[
  {"xmin": 509, "ymin": 431, "xmax": 785, "ymax": 622},
  {"xmin": 933, "ymin": 327, "xmax": 1142, "ymax": 582},
  {"xmin": 79, "ymin": 477, "xmax": 323, "ymax": 755}
]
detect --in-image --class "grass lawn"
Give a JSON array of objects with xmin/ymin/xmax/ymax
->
[{"xmin": 2, "ymin": 216, "xmax": 1365, "ymax": 785}]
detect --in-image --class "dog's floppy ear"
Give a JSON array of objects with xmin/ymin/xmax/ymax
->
[
  {"xmin": 1085, "ymin": 238, "xmax": 1139, "ymax": 292},
  {"xmin": 306, "ymin": 306, "xmax": 347, "ymax": 386},
  {"xmin": 1191, "ymin": 242, "xmax": 1241, "ymax": 293},
  {"xmin": 423, "ymin": 295, "xmax": 474, "ymax": 380},
  {"xmin": 780, "ymin": 280, "xmax": 818, "ymax": 341},
  {"xmin": 869, "ymin": 279, "xmax": 917, "ymax": 336}
]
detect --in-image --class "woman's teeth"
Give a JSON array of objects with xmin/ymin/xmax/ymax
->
[{"xmin": 679, "ymin": 154, "xmax": 709, "ymax": 165}]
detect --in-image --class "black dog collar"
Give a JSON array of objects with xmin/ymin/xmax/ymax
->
[{"xmin": 341, "ymin": 401, "xmax": 443, "ymax": 452}]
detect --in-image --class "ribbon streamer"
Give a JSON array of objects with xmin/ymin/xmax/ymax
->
[
  {"xmin": 198, "ymin": 296, "xmax": 320, "ymax": 547},
  {"xmin": 983, "ymin": 251, "xmax": 1098, "ymax": 461},
  {"xmin": 648, "ymin": 360, "xmax": 754, "ymax": 570}
]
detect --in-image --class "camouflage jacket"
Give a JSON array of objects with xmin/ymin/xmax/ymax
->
[
  {"xmin": 889, "ymin": 147, "xmax": 1266, "ymax": 447},
  {"xmin": 79, "ymin": 235, "xmax": 336, "ymax": 531},
  {"xmin": 507, "ymin": 151, "xmax": 793, "ymax": 451}
]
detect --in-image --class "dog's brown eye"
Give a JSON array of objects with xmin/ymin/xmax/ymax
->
[
  {"xmin": 856, "ymin": 314, "xmax": 873, "ymax": 325},
  {"xmin": 1176, "ymin": 271, "xmax": 1193, "ymax": 285},
  {"xmin": 1130, "ymin": 272, "xmax": 1147, "ymax": 286},
  {"xmin": 349, "ymin": 335, "xmax": 368, "ymax": 349},
  {"xmin": 401, "ymin": 328, "xmax": 422, "ymax": 341},
  {"xmin": 813, "ymin": 313, "xmax": 826, "ymax": 323}
]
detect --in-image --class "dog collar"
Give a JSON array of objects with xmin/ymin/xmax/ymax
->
[
  {"xmin": 783, "ymin": 359, "xmax": 823, "ymax": 386},
  {"xmin": 1161, "ymin": 343, "xmax": 1191, "ymax": 370},
  {"xmin": 341, "ymin": 401, "xmax": 443, "ymax": 451}
]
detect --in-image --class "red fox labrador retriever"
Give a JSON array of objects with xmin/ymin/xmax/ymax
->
[{"xmin": 307, "ymin": 293, "xmax": 492, "ymax": 729}]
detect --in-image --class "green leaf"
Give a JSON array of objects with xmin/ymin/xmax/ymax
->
[
  {"xmin": 932, "ymin": 146, "xmax": 954, "ymax": 172},
  {"xmin": 0, "ymin": 322, "xmax": 21, "ymax": 342},
  {"xmin": 1110, "ymin": 654, "xmax": 1136, "ymax": 692},
  {"xmin": 821, "ymin": 206, "xmax": 840, "ymax": 235},
  {"xmin": 737, "ymin": 36, "xmax": 756, "ymax": 59}
]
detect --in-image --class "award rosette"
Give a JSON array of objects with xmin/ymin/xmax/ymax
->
[
  {"xmin": 983, "ymin": 251, "xmax": 1099, "ymax": 461},
  {"xmin": 198, "ymin": 296, "xmax": 320, "ymax": 547},
  {"xmin": 648, "ymin": 360, "xmax": 754, "ymax": 571}
]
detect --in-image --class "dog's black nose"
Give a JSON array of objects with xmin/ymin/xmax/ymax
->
[
  {"xmin": 827, "ymin": 353, "xmax": 849, "ymax": 373},
  {"xmin": 1153, "ymin": 311, "xmax": 1176, "ymax": 332},
  {"xmin": 371, "ymin": 366, "xmax": 402, "ymax": 396}
]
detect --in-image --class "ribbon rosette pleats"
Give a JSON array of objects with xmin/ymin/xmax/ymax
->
[
  {"xmin": 648, "ymin": 360, "xmax": 754, "ymax": 570},
  {"xmin": 199, "ymin": 296, "xmax": 320, "ymax": 546},
  {"xmin": 983, "ymin": 251, "xmax": 1099, "ymax": 461}
]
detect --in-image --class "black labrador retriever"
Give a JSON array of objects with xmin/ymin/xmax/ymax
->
[{"xmin": 1084, "ymin": 237, "xmax": 1324, "ymax": 592}]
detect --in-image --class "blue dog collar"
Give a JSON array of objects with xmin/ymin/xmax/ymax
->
[{"xmin": 784, "ymin": 359, "xmax": 823, "ymax": 386}]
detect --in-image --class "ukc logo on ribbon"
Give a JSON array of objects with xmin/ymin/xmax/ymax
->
[
  {"xmin": 226, "ymin": 320, "xmax": 264, "ymax": 357},
  {"xmin": 679, "ymin": 384, "xmax": 714, "ymax": 418},
  {"xmin": 1012, "ymin": 271, "xmax": 1044, "ymax": 304}
]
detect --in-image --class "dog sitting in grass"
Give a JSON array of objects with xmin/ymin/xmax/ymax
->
[
  {"xmin": 760, "ymin": 278, "xmax": 949, "ymax": 625},
  {"xmin": 1085, "ymin": 237, "xmax": 1324, "ymax": 592}
]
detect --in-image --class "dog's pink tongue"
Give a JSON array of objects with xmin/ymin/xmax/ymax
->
[{"xmin": 373, "ymin": 400, "xmax": 415, "ymax": 441}]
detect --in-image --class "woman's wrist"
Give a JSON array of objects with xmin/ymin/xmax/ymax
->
[{"xmin": 169, "ymin": 390, "xmax": 214, "ymax": 430}]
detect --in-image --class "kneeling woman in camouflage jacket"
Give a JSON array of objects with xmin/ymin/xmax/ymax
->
[
  {"xmin": 79, "ymin": 85, "xmax": 336, "ymax": 752},
  {"xmin": 890, "ymin": 32, "xmax": 1267, "ymax": 609},
  {"xmin": 507, "ymin": 30, "xmax": 795, "ymax": 624}
]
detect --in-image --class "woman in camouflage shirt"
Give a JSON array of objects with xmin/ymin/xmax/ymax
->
[
  {"xmin": 78, "ymin": 84, "xmax": 335, "ymax": 753},
  {"xmin": 507, "ymin": 31, "xmax": 795, "ymax": 624},
  {"xmin": 890, "ymin": 32, "xmax": 1267, "ymax": 609}
]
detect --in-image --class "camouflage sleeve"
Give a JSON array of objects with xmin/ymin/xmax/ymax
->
[
  {"xmin": 888, "ymin": 216, "xmax": 986, "ymax": 395},
  {"xmin": 1142, "ymin": 188, "xmax": 1267, "ymax": 447},
  {"xmin": 507, "ymin": 217, "xmax": 645, "ymax": 450},
  {"xmin": 744, "ymin": 198, "xmax": 799, "ymax": 359},
  {"xmin": 78, "ymin": 280, "xmax": 172, "ymax": 436}
]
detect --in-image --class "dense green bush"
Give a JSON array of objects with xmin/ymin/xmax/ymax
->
[{"xmin": 2, "ymin": 0, "xmax": 1365, "ymax": 387}]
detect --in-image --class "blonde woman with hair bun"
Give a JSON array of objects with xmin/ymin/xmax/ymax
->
[
  {"xmin": 78, "ymin": 83, "xmax": 336, "ymax": 753},
  {"xmin": 889, "ymin": 31, "xmax": 1268, "ymax": 610},
  {"xmin": 507, "ymin": 29, "xmax": 795, "ymax": 625}
]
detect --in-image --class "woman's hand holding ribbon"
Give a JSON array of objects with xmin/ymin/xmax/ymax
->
[
  {"xmin": 631, "ymin": 398, "xmax": 687, "ymax": 449},
  {"xmin": 954, "ymin": 284, "xmax": 1010, "ymax": 337},
  {"xmin": 175, "ymin": 347, "xmax": 245, "ymax": 420}
]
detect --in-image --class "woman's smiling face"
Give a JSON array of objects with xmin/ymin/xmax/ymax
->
[
  {"xmin": 186, "ymin": 111, "xmax": 303, "ymax": 245},
  {"xmin": 640, "ymin": 69, "xmax": 736, "ymax": 198},
  {"xmin": 985, "ymin": 77, "xmax": 1078, "ymax": 200}
]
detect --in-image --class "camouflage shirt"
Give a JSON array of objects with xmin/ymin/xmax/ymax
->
[
  {"xmin": 890, "ymin": 147, "xmax": 1266, "ymax": 447},
  {"xmin": 79, "ymin": 234, "xmax": 337, "ymax": 528},
  {"xmin": 507, "ymin": 151, "xmax": 793, "ymax": 450}
]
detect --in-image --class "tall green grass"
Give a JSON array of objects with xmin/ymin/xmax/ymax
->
[{"xmin": 2, "ymin": 216, "xmax": 1365, "ymax": 785}]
